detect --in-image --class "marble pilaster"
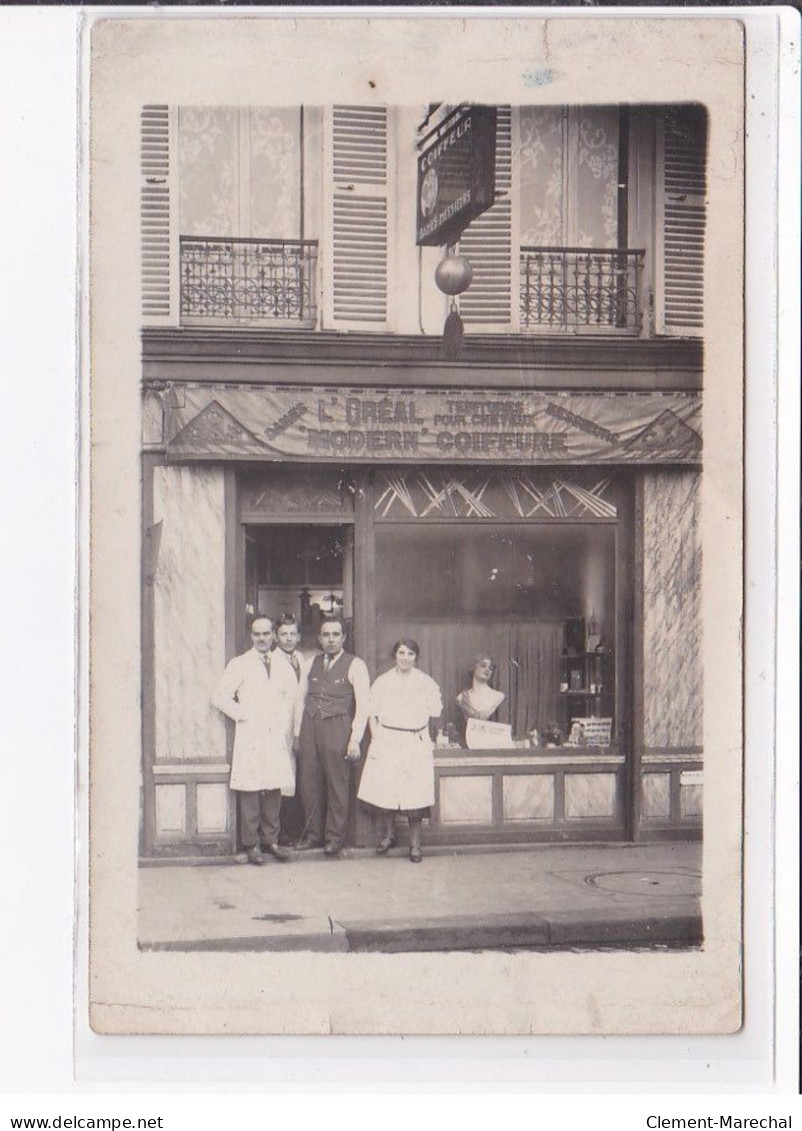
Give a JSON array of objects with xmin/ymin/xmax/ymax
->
[
  {"xmin": 642, "ymin": 471, "xmax": 702, "ymax": 748},
  {"xmin": 152, "ymin": 466, "xmax": 228, "ymax": 763}
]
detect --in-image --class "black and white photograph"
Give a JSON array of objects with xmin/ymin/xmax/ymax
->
[{"xmin": 88, "ymin": 15, "xmax": 745, "ymax": 1036}]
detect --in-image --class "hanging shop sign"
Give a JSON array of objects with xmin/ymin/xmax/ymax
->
[
  {"xmin": 416, "ymin": 105, "xmax": 497, "ymax": 246},
  {"xmin": 151, "ymin": 385, "xmax": 703, "ymax": 466}
]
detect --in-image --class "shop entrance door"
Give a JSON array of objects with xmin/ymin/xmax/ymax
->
[
  {"xmin": 235, "ymin": 466, "xmax": 364, "ymax": 848},
  {"xmin": 243, "ymin": 525, "xmax": 353, "ymax": 654},
  {"xmin": 241, "ymin": 523, "xmax": 354, "ymax": 845}
]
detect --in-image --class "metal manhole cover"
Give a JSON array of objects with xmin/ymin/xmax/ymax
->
[{"xmin": 584, "ymin": 870, "xmax": 701, "ymax": 897}]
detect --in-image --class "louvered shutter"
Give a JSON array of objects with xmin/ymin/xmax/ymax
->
[
  {"xmin": 659, "ymin": 105, "xmax": 707, "ymax": 334},
  {"xmin": 141, "ymin": 105, "xmax": 172, "ymax": 322},
  {"xmin": 457, "ymin": 106, "xmax": 512, "ymax": 328},
  {"xmin": 328, "ymin": 106, "xmax": 390, "ymax": 328}
]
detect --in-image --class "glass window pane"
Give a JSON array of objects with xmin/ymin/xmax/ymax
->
[
  {"xmin": 249, "ymin": 108, "xmax": 302, "ymax": 240},
  {"xmin": 520, "ymin": 106, "xmax": 565, "ymax": 246},
  {"xmin": 375, "ymin": 523, "xmax": 615, "ymax": 748},
  {"xmin": 178, "ymin": 107, "xmax": 239, "ymax": 237},
  {"xmin": 575, "ymin": 106, "xmax": 620, "ymax": 247}
]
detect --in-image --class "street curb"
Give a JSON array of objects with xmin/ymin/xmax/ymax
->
[
  {"xmin": 139, "ymin": 931, "xmax": 348, "ymax": 953},
  {"xmin": 137, "ymin": 912, "xmax": 702, "ymax": 954},
  {"xmin": 340, "ymin": 912, "xmax": 703, "ymax": 952}
]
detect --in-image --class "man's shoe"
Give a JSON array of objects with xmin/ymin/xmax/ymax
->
[
  {"xmin": 376, "ymin": 835, "xmax": 396, "ymax": 856},
  {"xmin": 295, "ymin": 837, "xmax": 323, "ymax": 851},
  {"xmin": 324, "ymin": 841, "xmax": 343, "ymax": 857},
  {"xmin": 265, "ymin": 843, "xmax": 292, "ymax": 863},
  {"xmin": 247, "ymin": 845, "xmax": 265, "ymax": 866}
]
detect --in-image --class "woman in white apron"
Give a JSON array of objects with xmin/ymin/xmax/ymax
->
[{"xmin": 357, "ymin": 639, "xmax": 443, "ymax": 863}]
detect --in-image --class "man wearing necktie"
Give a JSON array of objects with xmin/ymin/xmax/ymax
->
[
  {"xmin": 212, "ymin": 615, "xmax": 300, "ymax": 864},
  {"xmin": 295, "ymin": 615, "xmax": 370, "ymax": 856},
  {"xmin": 273, "ymin": 613, "xmax": 308, "ymax": 845}
]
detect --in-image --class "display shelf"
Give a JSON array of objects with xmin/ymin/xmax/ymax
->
[{"xmin": 558, "ymin": 634, "xmax": 614, "ymax": 735}]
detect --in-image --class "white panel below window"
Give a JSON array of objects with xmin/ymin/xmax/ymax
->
[
  {"xmin": 642, "ymin": 772, "xmax": 671, "ymax": 820},
  {"xmin": 155, "ymin": 784, "xmax": 186, "ymax": 834},
  {"xmin": 565, "ymin": 773, "xmax": 616, "ymax": 819},
  {"xmin": 502, "ymin": 775, "xmax": 554, "ymax": 821},
  {"xmin": 196, "ymin": 783, "xmax": 229, "ymax": 833},
  {"xmin": 439, "ymin": 776, "xmax": 493, "ymax": 824},
  {"xmin": 680, "ymin": 783, "xmax": 703, "ymax": 818}
]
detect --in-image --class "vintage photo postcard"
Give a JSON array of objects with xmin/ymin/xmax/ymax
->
[{"xmin": 87, "ymin": 14, "xmax": 744, "ymax": 1036}]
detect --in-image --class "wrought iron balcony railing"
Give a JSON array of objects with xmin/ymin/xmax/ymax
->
[
  {"xmin": 180, "ymin": 236, "xmax": 318, "ymax": 325},
  {"xmin": 520, "ymin": 247, "xmax": 644, "ymax": 333}
]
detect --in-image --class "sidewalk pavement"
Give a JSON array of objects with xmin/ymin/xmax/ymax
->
[{"xmin": 138, "ymin": 840, "xmax": 702, "ymax": 953}]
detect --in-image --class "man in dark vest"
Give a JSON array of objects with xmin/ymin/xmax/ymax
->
[{"xmin": 295, "ymin": 615, "xmax": 370, "ymax": 856}]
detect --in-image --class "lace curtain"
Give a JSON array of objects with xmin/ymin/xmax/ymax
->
[{"xmin": 178, "ymin": 107, "xmax": 302, "ymax": 239}]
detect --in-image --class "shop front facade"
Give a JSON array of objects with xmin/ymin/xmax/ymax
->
[{"xmin": 139, "ymin": 101, "xmax": 705, "ymax": 859}]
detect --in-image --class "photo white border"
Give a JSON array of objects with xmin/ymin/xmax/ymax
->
[{"xmin": 0, "ymin": 2, "xmax": 797, "ymax": 1098}]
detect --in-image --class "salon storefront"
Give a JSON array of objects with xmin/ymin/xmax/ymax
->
[{"xmin": 140, "ymin": 335, "xmax": 703, "ymax": 860}]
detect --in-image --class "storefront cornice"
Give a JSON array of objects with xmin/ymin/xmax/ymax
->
[{"xmin": 142, "ymin": 329, "xmax": 702, "ymax": 391}]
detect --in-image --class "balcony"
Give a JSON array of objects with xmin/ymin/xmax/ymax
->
[
  {"xmin": 520, "ymin": 247, "xmax": 644, "ymax": 334},
  {"xmin": 180, "ymin": 236, "xmax": 318, "ymax": 326}
]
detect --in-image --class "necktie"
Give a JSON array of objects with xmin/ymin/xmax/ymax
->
[
  {"xmin": 262, "ymin": 653, "xmax": 271, "ymax": 678},
  {"xmin": 324, "ymin": 656, "xmax": 331, "ymax": 674},
  {"xmin": 290, "ymin": 654, "xmax": 301, "ymax": 682}
]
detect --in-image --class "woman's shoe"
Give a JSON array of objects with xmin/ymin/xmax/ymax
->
[
  {"xmin": 376, "ymin": 835, "xmax": 396, "ymax": 856},
  {"xmin": 408, "ymin": 847, "xmax": 423, "ymax": 864}
]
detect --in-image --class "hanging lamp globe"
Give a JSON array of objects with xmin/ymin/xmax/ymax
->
[{"xmin": 434, "ymin": 254, "xmax": 473, "ymax": 296}]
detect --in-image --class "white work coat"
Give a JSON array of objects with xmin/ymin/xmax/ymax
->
[{"xmin": 212, "ymin": 647, "xmax": 300, "ymax": 794}]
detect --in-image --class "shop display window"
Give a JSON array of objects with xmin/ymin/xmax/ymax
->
[{"xmin": 374, "ymin": 522, "xmax": 616, "ymax": 749}]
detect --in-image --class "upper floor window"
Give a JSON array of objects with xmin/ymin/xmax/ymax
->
[
  {"xmin": 458, "ymin": 104, "xmax": 706, "ymax": 337},
  {"xmin": 177, "ymin": 107, "xmax": 306, "ymax": 240},
  {"xmin": 519, "ymin": 106, "xmax": 621, "ymax": 248},
  {"xmin": 459, "ymin": 105, "xmax": 636, "ymax": 332},
  {"xmin": 175, "ymin": 107, "xmax": 320, "ymax": 326}
]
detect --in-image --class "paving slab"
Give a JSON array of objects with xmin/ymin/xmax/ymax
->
[{"xmin": 138, "ymin": 840, "xmax": 702, "ymax": 953}]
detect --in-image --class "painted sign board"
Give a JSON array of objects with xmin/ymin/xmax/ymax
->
[
  {"xmin": 416, "ymin": 105, "xmax": 497, "ymax": 246},
  {"xmin": 465, "ymin": 719, "xmax": 514, "ymax": 750},
  {"xmin": 571, "ymin": 717, "xmax": 613, "ymax": 747},
  {"xmin": 150, "ymin": 385, "xmax": 703, "ymax": 466},
  {"xmin": 680, "ymin": 770, "xmax": 704, "ymax": 786}
]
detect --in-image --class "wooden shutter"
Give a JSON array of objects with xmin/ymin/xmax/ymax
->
[
  {"xmin": 328, "ymin": 106, "xmax": 390, "ymax": 327},
  {"xmin": 458, "ymin": 106, "xmax": 512, "ymax": 328},
  {"xmin": 141, "ymin": 105, "xmax": 172, "ymax": 321},
  {"xmin": 659, "ymin": 105, "xmax": 707, "ymax": 334}
]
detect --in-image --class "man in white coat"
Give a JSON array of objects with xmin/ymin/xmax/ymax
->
[{"xmin": 212, "ymin": 616, "xmax": 301, "ymax": 864}]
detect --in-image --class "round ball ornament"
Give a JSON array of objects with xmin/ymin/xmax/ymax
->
[{"xmin": 434, "ymin": 255, "xmax": 473, "ymax": 296}]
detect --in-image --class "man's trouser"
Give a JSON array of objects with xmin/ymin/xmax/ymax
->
[
  {"xmin": 298, "ymin": 713, "xmax": 352, "ymax": 847},
  {"xmin": 238, "ymin": 788, "xmax": 282, "ymax": 849}
]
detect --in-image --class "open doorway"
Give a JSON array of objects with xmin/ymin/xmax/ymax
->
[
  {"xmin": 244, "ymin": 523, "xmax": 353, "ymax": 654},
  {"xmin": 243, "ymin": 522, "xmax": 353, "ymax": 845}
]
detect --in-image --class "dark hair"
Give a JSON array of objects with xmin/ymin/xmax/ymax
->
[
  {"xmin": 276, "ymin": 613, "xmax": 299, "ymax": 627},
  {"xmin": 249, "ymin": 614, "xmax": 274, "ymax": 632},
  {"xmin": 318, "ymin": 614, "xmax": 346, "ymax": 634},
  {"xmin": 468, "ymin": 654, "xmax": 496, "ymax": 682},
  {"xmin": 391, "ymin": 638, "xmax": 420, "ymax": 660}
]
